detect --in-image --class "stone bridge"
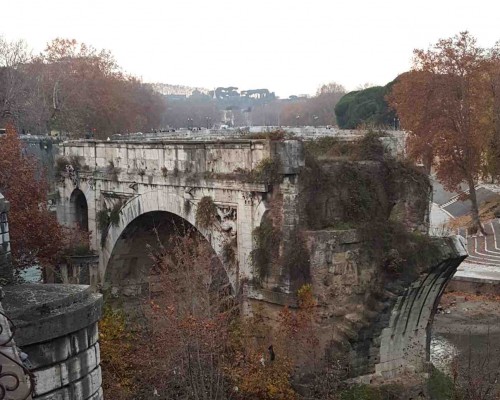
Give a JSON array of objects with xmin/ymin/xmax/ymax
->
[
  {"xmin": 56, "ymin": 137, "xmax": 467, "ymax": 381},
  {"xmin": 56, "ymin": 138, "xmax": 303, "ymax": 295}
]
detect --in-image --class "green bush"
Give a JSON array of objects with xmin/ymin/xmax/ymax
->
[
  {"xmin": 55, "ymin": 155, "xmax": 69, "ymax": 176},
  {"xmin": 69, "ymin": 155, "xmax": 83, "ymax": 170},
  {"xmin": 354, "ymin": 131, "xmax": 386, "ymax": 161},
  {"xmin": 427, "ymin": 366, "xmax": 455, "ymax": 400},
  {"xmin": 222, "ymin": 239, "xmax": 237, "ymax": 264},
  {"xmin": 304, "ymin": 137, "xmax": 356, "ymax": 159},
  {"xmin": 109, "ymin": 202, "xmax": 122, "ymax": 227},
  {"xmin": 97, "ymin": 202, "xmax": 123, "ymax": 247}
]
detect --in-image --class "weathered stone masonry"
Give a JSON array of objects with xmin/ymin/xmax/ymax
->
[
  {"xmin": 57, "ymin": 137, "xmax": 467, "ymax": 382},
  {"xmin": 306, "ymin": 230, "xmax": 467, "ymax": 380},
  {"xmin": 57, "ymin": 139, "xmax": 302, "ymax": 296}
]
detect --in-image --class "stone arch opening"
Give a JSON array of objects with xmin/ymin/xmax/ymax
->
[
  {"xmin": 70, "ymin": 188, "xmax": 88, "ymax": 231},
  {"xmin": 104, "ymin": 210, "xmax": 227, "ymax": 305}
]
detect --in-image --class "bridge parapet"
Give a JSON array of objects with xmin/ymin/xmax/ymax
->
[{"xmin": 61, "ymin": 139, "xmax": 304, "ymax": 178}]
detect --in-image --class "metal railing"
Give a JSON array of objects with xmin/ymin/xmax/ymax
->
[{"xmin": 0, "ymin": 310, "xmax": 34, "ymax": 400}]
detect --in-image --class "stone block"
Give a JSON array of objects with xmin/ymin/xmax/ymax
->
[
  {"xmin": 33, "ymin": 364, "xmax": 63, "ymax": 396},
  {"xmin": 35, "ymin": 386, "xmax": 71, "ymax": 400},
  {"xmin": 62, "ymin": 345, "xmax": 99, "ymax": 385},
  {"xmin": 22, "ymin": 335, "xmax": 72, "ymax": 369}
]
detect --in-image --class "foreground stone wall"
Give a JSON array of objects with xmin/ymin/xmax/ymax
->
[{"xmin": 3, "ymin": 284, "xmax": 103, "ymax": 400}]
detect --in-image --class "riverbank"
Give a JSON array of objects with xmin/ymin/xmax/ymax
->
[
  {"xmin": 432, "ymin": 291, "xmax": 500, "ymax": 397},
  {"xmin": 434, "ymin": 291, "xmax": 500, "ymax": 335}
]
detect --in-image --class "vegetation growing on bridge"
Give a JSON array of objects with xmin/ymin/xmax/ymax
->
[
  {"xmin": 301, "ymin": 130, "xmax": 438, "ymax": 276},
  {"xmin": 251, "ymin": 216, "xmax": 280, "ymax": 281},
  {"xmin": 195, "ymin": 196, "xmax": 218, "ymax": 229},
  {"xmin": 222, "ymin": 237, "xmax": 237, "ymax": 265},
  {"xmin": 106, "ymin": 161, "xmax": 121, "ymax": 182},
  {"xmin": 55, "ymin": 154, "xmax": 87, "ymax": 178},
  {"xmin": 252, "ymin": 157, "xmax": 283, "ymax": 185},
  {"xmin": 247, "ymin": 128, "xmax": 289, "ymax": 140},
  {"xmin": 97, "ymin": 201, "xmax": 123, "ymax": 247}
]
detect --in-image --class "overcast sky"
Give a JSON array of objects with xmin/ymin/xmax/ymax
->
[{"xmin": 3, "ymin": 0, "xmax": 499, "ymax": 98}]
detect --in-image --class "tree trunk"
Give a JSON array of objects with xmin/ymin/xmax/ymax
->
[{"xmin": 468, "ymin": 180, "xmax": 486, "ymax": 235}]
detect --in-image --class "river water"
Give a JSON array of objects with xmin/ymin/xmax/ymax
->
[{"xmin": 431, "ymin": 299, "xmax": 500, "ymax": 394}]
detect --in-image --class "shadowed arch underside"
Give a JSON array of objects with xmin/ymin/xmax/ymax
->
[
  {"xmin": 104, "ymin": 211, "xmax": 227, "ymax": 307},
  {"xmin": 70, "ymin": 188, "xmax": 88, "ymax": 231}
]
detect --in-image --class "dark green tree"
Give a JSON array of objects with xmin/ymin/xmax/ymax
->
[{"xmin": 334, "ymin": 84, "xmax": 396, "ymax": 129}]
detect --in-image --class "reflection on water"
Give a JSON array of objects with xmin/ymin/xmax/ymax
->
[
  {"xmin": 432, "ymin": 331, "xmax": 500, "ymax": 393},
  {"xmin": 431, "ymin": 335, "xmax": 457, "ymax": 374}
]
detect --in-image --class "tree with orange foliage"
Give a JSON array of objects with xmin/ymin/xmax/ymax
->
[
  {"xmin": 0, "ymin": 125, "xmax": 63, "ymax": 273},
  {"xmin": 101, "ymin": 229, "xmax": 301, "ymax": 399},
  {"xmin": 389, "ymin": 32, "xmax": 496, "ymax": 234}
]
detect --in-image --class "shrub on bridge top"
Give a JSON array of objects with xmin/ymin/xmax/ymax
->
[
  {"xmin": 55, "ymin": 155, "xmax": 69, "ymax": 177},
  {"xmin": 195, "ymin": 195, "xmax": 217, "ymax": 229},
  {"xmin": 304, "ymin": 130, "xmax": 387, "ymax": 162},
  {"xmin": 252, "ymin": 157, "xmax": 283, "ymax": 185},
  {"xmin": 247, "ymin": 129, "xmax": 289, "ymax": 140}
]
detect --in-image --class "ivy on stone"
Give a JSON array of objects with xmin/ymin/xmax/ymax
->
[{"xmin": 195, "ymin": 196, "xmax": 217, "ymax": 229}]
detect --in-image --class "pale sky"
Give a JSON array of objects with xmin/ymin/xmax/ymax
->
[{"xmin": 3, "ymin": 0, "xmax": 500, "ymax": 98}]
